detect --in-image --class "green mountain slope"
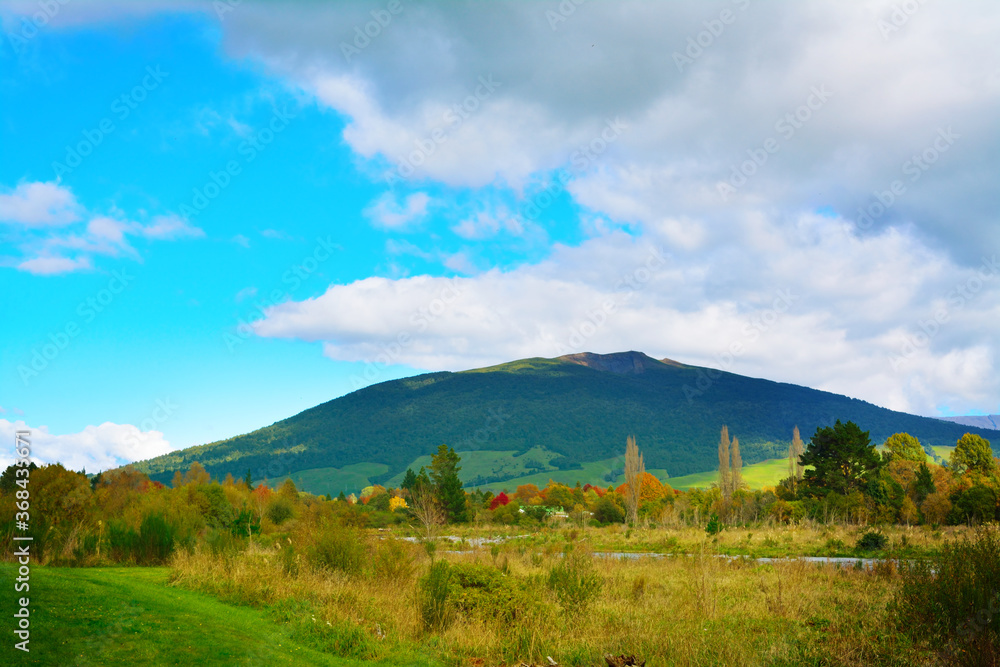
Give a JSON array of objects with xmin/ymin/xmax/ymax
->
[{"xmin": 134, "ymin": 351, "xmax": 996, "ymax": 491}]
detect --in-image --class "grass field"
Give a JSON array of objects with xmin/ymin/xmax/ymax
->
[
  {"xmin": 0, "ymin": 565, "xmax": 438, "ymax": 666},
  {"xmin": 667, "ymin": 458, "xmax": 789, "ymax": 490},
  {"xmin": 930, "ymin": 445, "xmax": 955, "ymax": 464}
]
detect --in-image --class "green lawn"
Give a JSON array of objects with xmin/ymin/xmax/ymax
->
[
  {"xmin": 930, "ymin": 445, "xmax": 955, "ymax": 464},
  {"xmin": 666, "ymin": 457, "xmax": 789, "ymax": 490},
  {"xmin": 0, "ymin": 566, "xmax": 438, "ymax": 666}
]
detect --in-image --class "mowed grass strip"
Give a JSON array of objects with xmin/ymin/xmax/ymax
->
[{"xmin": 0, "ymin": 565, "xmax": 436, "ymax": 666}]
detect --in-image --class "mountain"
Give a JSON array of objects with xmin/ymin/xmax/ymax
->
[
  {"xmin": 938, "ymin": 415, "xmax": 1000, "ymax": 430},
  {"xmin": 134, "ymin": 351, "xmax": 997, "ymax": 493}
]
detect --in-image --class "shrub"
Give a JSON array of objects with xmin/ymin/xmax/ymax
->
[
  {"xmin": 267, "ymin": 498, "xmax": 294, "ymax": 526},
  {"xmin": 548, "ymin": 546, "xmax": 601, "ymax": 615},
  {"xmin": 309, "ymin": 524, "xmax": 366, "ymax": 576},
  {"xmin": 593, "ymin": 496, "xmax": 625, "ymax": 525},
  {"xmin": 418, "ymin": 560, "xmax": 454, "ymax": 632},
  {"xmin": 371, "ymin": 538, "xmax": 415, "ymax": 583},
  {"xmin": 448, "ymin": 562, "xmax": 525, "ymax": 625},
  {"xmin": 896, "ymin": 525, "xmax": 1000, "ymax": 665},
  {"xmin": 706, "ymin": 514, "xmax": 722, "ymax": 535},
  {"xmin": 856, "ymin": 530, "xmax": 888, "ymax": 552}
]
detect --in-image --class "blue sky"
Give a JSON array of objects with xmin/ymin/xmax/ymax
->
[{"xmin": 1, "ymin": 1, "xmax": 998, "ymax": 471}]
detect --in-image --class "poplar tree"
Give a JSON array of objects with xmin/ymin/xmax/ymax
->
[
  {"xmin": 624, "ymin": 435, "xmax": 644, "ymax": 525},
  {"xmin": 718, "ymin": 425, "xmax": 731, "ymax": 499},
  {"xmin": 731, "ymin": 436, "xmax": 743, "ymax": 492}
]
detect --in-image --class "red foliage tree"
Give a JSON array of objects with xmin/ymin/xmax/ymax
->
[{"xmin": 489, "ymin": 491, "xmax": 511, "ymax": 510}]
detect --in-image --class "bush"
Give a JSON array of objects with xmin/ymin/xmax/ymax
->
[
  {"xmin": 309, "ymin": 524, "xmax": 366, "ymax": 576},
  {"xmin": 448, "ymin": 562, "xmax": 526, "ymax": 625},
  {"xmin": 548, "ymin": 546, "xmax": 601, "ymax": 615},
  {"xmin": 267, "ymin": 499, "xmax": 294, "ymax": 526},
  {"xmin": 896, "ymin": 525, "xmax": 1000, "ymax": 665},
  {"xmin": 856, "ymin": 530, "xmax": 888, "ymax": 552},
  {"xmin": 593, "ymin": 496, "xmax": 625, "ymax": 525},
  {"xmin": 371, "ymin": 538, "xmax": 415, "ymax": 583},
  {"xmin": 418, "ymin": 560, "xmax": 454, "ymax": 632},
  {"xmin": 706, "ymin": 514, "xmax": 722, "ymax": 535}
]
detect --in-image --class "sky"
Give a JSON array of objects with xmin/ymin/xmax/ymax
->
[{"xmin": 1, "ymin": 0, "xmax": 998, "ymax": 472}]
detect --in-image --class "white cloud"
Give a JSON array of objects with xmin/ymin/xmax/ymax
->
[
  {"xmin": 0, "ymin": 181, "xmax": 80, "ymax": 226},
  {"xmin": 3, "ymin": 182, "xmax": 205, "ymax": 274},
  {"xmin": 17, "ymin": 255, "xmax": 93, "ymax": 275},
  {"xmin": 137, "ymin": 214, "xmax": 205, "ymax": 240},
  {"xmin": 0, "ymin": 419, "xmax": 173, "ymax": 473},
  {"xmin": 364, "ymin": 191, "xmax": 432, "ymax": 229},
  {"xmin": 253, "ymin": 218, "xmax": 1000, "ymax": 416}
]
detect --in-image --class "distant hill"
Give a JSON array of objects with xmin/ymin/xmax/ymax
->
[
  {"xmin": 133, "ymin": 351, "xmax": 997, "ymax": 494},
  {"xmin": 938, "ymin": 415, "xmax": 1000, "ymax": 430}
]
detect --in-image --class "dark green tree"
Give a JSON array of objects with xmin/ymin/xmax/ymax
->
[
  {"xmin": 244, "ymin": 468, "xmax": 253, "ymax": 488},
  {"xmin": 401, "ymin": 468, "xmax": 418, "ymax": 491},
  {"xmin": 913, "ymin": 462, "xmax": 936, "ymax": 504},
  {"xmin": 800, "ymin": 420, "xmax": 882, "ymax": 495},
  {"xmin": 429, "ymin": 444, "xmax": 467, "ymax": 523}
]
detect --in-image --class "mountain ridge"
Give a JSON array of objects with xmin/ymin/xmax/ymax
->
[{"xmin": 133, "ymin": 351, "xmax": 997, "ymax": 490}]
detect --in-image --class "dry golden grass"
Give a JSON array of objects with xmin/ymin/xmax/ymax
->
[{"xmin": 168, "ymin": 527, "xmax": 937, "ymax": 666}]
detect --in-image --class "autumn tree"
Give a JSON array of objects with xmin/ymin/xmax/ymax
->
[
  {"xmin": 183, "ymin": 462, "xmax": 210, "ymax": 486},
  {"xmin": 624, "ymin": 435, "xmax": 644, "ymax": 525},
  {"xmin": 950, "ymin": 433, "xmax": 996, "ymax": 476},
  {"xmin": 884, "ymin": 433, "xmax": 926, "ymax": 462},
  {"xmin": 800, "ymin": 420, "xmax": 882, "ymax": 495}
]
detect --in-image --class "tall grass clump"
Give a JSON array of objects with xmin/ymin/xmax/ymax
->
[
  {"xmin": 547, "ymin": 545, "xmax": 601, "ymax": 615},
  {"xmin": 418, "ymin": 560, "xmax": 453, "ymax": 632},
  {"xmin": 308, "ymin": 524, "xmax": 366, "ymax": 575},
  {"xmin": 137, "ymin": 513, "xmax": 175, "ymax": 565},
  {"xmin": 897, "ymin": 524, "xmax": 1000, "ymax": 665}
]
